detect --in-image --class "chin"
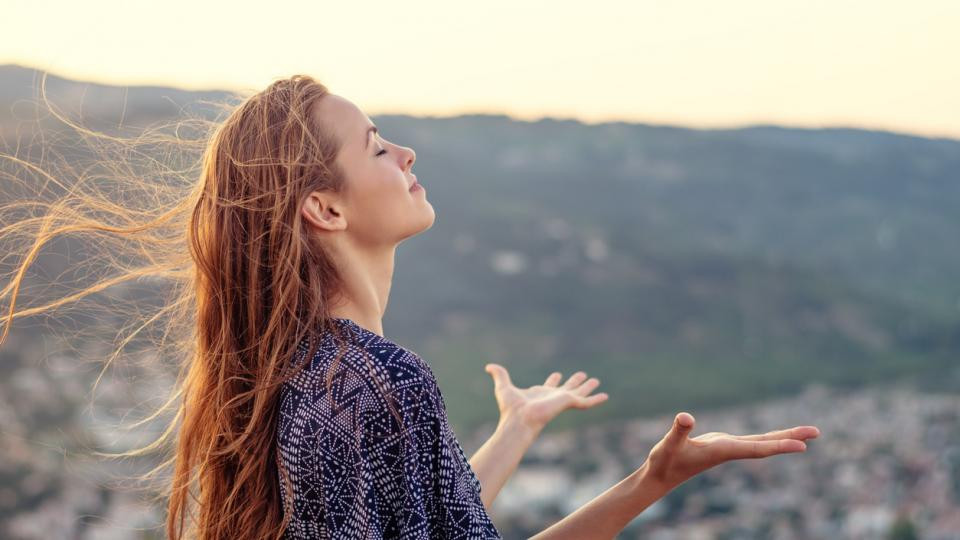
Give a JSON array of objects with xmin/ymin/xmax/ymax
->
[
  {"xmin": 398, "ymin": 207, "xmax": 436, "ymax": 244},
  {"xmin": 415, "ymin": 208, "xmax": 436, "ymax": 234}
]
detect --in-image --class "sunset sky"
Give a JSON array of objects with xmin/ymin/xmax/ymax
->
[{"xmin": 4, "ymin": 0, "xmax": 959, "ymax": 139}]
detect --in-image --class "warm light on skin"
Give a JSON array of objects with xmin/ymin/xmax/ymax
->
[
  {"xmin": 4, "ymin": 0, "xmax": 959, "ymax": 139},
  {"xmin": 302, "ymin": 93, "xmax": 434, "ymax": 248}
]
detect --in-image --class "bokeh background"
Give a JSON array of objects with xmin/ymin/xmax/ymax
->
[{"xmin": 1, "ymin": 1, "xmax": 958, "ymax": 538}]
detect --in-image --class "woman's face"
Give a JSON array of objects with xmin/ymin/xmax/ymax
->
[{"xmin": 305, "ymin": 93, "xmax": 434, "ymax": 246}]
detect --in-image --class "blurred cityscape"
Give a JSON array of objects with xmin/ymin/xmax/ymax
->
[
  {"xmin": 481, "ymin": 382, "xmax": 959, "ymax": 539},
  {"xmin": 4, "ymin": 350, "xmax": 957, "ymax": 539}
]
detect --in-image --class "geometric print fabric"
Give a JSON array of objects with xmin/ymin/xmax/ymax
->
[{"xmin": 276, "ymin": 317, "xmax": 503, "ymax": 539}]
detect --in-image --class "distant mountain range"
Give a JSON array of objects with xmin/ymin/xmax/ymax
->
[{"xmin": 1, "ymin": 64, "xmax": 957, "ymax": 435}]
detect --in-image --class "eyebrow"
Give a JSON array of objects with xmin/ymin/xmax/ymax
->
[{"xmin": 364, "ymin": 125, "xmax": 379, "ymax": 150}]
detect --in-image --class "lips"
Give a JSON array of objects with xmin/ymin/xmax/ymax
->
[{"xmin": 409, "ymin": 176, "xmax": 420, "ymax": 191}]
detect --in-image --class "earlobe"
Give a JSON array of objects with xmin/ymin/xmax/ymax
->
[{"xmin": 301, "ymin": 192, "xmax": 347, "ymax": 233}]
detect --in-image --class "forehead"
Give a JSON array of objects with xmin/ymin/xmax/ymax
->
[{"xmin": 314, "ymin": 94, "xmax": 371, "ymax": 151}]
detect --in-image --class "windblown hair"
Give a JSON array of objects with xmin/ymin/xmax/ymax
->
[{"xmin": 0, "ymin": 72, "xmax": 406, "ymax": 539}]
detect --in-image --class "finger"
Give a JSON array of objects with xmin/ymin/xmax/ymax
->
[
  {"xmin": 735, "ymin": 426, "xmax": 821, "ymax": 442},
  {"xmin": 574, "ymin": 377, "xmax": 601, "ymax": 396},
  {"xmin": 544, "ymin": 371, "xmax": 562, "ymax": 387},
  {"xmin": 574, "ymin": 392, "xmax": 609, "ymax": 408},
  {"xmin": 666, "ymin": 412, "xmax": 695, "ymax": 445},
  {"xmin": 562, "ymin": 371, "xmax": 588, "ymax": 389},
  {"xmin": 721, "ymin": 437, "xmax": 807, "ymax": 459},
  {"xmin": 484, "ymin": 363, "xmax": 513, "ymax": 389}
]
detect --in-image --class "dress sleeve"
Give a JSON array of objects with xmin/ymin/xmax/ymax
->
[
  {"xmin": 360, "ymin": 367, "xmax": 503, "ymax": 539},
  {"xmin": 278, "ymin": 367, "xmax": 393, "ymax": 539},
  {"xmin": 279, "ymin": 356, "xmax": 501, "ymax": 539}
]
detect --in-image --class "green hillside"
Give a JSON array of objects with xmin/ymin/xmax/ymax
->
[{"xmin": 1, "ymin": 64, "xmax": 957, "ymax": 438}]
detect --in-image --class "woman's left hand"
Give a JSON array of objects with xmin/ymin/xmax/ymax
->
[
  {"xmin": 640, "ymin": 412, "xmax": 820, "ymax": 491},
  {"xmin": 484, "ymin": 363, "xmax": 609, "ymax": 433}
]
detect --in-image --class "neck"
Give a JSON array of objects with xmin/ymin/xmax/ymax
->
[{"xmin": 327, "ymin": 238, "xmax": 397, "ymax": 337}]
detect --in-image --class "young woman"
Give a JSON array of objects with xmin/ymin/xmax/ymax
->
[
  {"xmin": 268, "ymin": 84, "xmax": 820, "ymax": 539},
  {"xmin": 0, "ymin": 74, "xmax": 819, "ymax": 540}
]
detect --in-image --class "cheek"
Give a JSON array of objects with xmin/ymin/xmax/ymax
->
[{"xmin": 348, "ymin": 175, "xmax": 413, "ymax": 234}]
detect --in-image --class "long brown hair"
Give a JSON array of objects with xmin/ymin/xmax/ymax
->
[{"xmin": 0, "ymin": 72, "xmax": 406, "ymax": 539}]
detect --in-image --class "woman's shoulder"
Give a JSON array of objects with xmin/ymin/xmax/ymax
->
[
  {"xmin": 278, "ymin": 318, "xmax": 451, "ymax": 461},
  {"xmin": 284, "ymin": 317, "xmax": 443, "ymax": 410}
]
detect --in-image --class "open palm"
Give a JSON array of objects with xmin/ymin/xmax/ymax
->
[
  {"xmin": 485, "ymin": 363, "xmax": 609, "ymax": 432},
  {"xmin": 643, "ymin": 412, "xmax": 821, "ymax": 490}
]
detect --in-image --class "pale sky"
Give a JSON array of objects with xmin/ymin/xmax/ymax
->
[{"xmin": 4, "ymin": 0, "xmax": 959, "ymax": 139}]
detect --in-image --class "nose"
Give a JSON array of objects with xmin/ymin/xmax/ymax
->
[{"xmin": 402, "ymin": 146, "xmax": 415, "ymax": 172}]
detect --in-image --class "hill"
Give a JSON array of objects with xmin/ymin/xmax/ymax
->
[{"xmin": 0, "ymin": 64, "xmax": 957, "ymax": 436}]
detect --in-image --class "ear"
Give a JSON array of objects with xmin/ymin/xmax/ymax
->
[{"xmin": 301, "ymin": 191, "xmax": 347, "ymax": 233}]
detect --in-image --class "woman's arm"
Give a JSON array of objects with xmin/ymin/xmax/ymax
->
[
  {"xmin": 471, "ymin": 364, "xmax": 609, "ymax": 510},
  {"xmin": 528, "ymin": 460, "xmax": 669, "ymax": 540},
  {"xmin": 530, "ymin": 412, "xmax": 820, "ymax": 539},
  {"xmin": 469, "ymin": 412, "xmax": 542, "ymax": 510},
  {"xmin": 470, "ymin": 363, "xmax": 607, "ymax": 510}
]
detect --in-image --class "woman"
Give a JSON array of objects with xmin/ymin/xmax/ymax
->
[
  {"xmin": 274, "ymin": 87, "xmax": 819, "ymax": 539},
  {"xmin": 0, "ymin": 74, "xmax": 819, "ymax": 540}
]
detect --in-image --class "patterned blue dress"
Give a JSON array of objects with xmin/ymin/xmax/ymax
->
[{"xmin": 276, "ymin": 317, "xmax": 502, "ymax": 539}]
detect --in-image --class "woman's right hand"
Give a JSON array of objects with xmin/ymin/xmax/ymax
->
[{"xmin": 640, "ymin": 412, "xmax": 820, "ymax": 490}]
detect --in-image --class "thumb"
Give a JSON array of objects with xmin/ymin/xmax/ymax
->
[
  {"xmin": 484, "ymin": 363, "xmax": 513, "ymax": 389},
  {"xmin": 667, "ymin": 412, "xmax": 695, "ymax": 444}
]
